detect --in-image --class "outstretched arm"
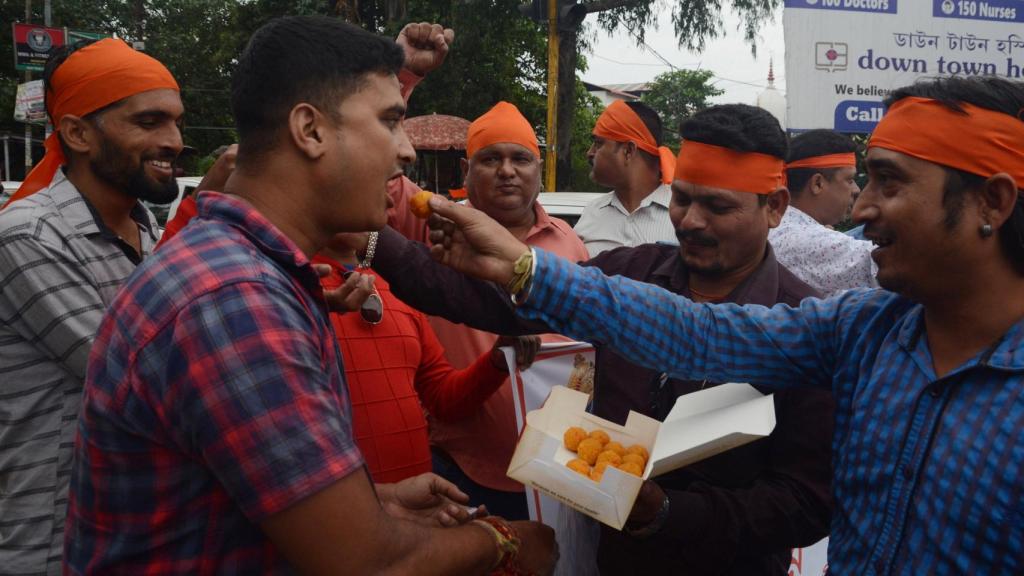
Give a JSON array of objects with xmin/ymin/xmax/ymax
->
[{"xmin": 423, "ymin": 197, "xmax": 841, "ymax": 390}]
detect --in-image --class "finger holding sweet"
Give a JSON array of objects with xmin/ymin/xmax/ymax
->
[
  {"xmin": 409, "ymin": 191, "xmax": 435, "ymax": 218},
  {"xmin": 426, "ymin": 195, "xmax": 530, "ymax": 285}
]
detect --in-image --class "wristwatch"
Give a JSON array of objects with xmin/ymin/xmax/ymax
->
[{"xmin": 624, "ymin": 494, "xmax": 670, "ymax": 539}]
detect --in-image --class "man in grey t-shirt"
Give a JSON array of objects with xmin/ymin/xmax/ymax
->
[{"xmin": 0, "ymin": 39, "xmax": 181, "ymax": 575}]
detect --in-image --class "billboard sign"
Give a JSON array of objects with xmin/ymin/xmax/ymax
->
[
  {"xmin": 13, "ymin": 23, "xmax": 66, "ymax": 72},
  {"xmin": 67, "ymin": 29, "xmax": 112, "ymax": 43},
  {"xmin": 14, "ymin": 80, "xmax": 46, "ymax": 124},
  {"xmin": 784, "ymin": 0, "xmax": 1024, "ymax": 132}
]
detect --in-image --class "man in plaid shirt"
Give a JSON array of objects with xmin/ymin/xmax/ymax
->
[{"xmin": 64, "ymin": 16, "xmax": 556, "ymax": 575}]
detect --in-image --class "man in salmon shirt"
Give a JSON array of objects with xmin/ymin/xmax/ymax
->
[{"xmin": 361, "ymin": 101, "xmax": 590, "ymax": 520}]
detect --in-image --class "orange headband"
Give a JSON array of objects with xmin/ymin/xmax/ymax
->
[
  {"xmin": 4, "ymin": 38, "xmax": 179, "ymax": 208},
  {"xmin": 674, "ymin": 140, "xmax": 784, "ymax": 195},
  {"xmin": 592, "ymin": 101, "xmax": 676, "ymax": 184},
  {"xmin": 785, "ymin": 152, "xmax": 857, "ymax": 171},
  {"xmin": 869, "ymin": 96, "xmax": 1024, "ymax": 188},
  {"xmin": 466, "ymin": 101, "xmax": 540, "ymax": 160}
]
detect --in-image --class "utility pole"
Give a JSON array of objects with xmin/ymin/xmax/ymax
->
[
  {"xmin": 518, "ymin": 0, "xmax": 587, "ymax": 191},
  {"xmin": 24, "ymin": 0, "xmax": 32, "ymax": 173},
  {"xmin": 544, "ymin": 0, "xmax": 558, "ymax": 192}
]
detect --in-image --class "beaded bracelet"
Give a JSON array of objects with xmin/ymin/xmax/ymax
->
[{"xmin": 472, "ymin": 516, "xmax": 527, "ymax": 575}]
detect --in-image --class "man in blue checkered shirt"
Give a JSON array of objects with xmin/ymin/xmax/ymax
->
[{"xmin": 422, "ymin": 76, "xmax": 1024, "ymax": 574}]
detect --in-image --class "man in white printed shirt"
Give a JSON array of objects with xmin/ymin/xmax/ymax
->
[
  {"xmin": 768, "ymin": 129, "xmax": 878, "ymax": 296},
  {"xmin": 574, "ymin": 101, "xmax": 678, "ymax": 257}
]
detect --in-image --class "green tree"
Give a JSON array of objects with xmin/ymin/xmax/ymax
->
[
  {"xmin": 543, "ymin": 0, "xmax": 781, "ymax": 190},
  {"xmin": 591, "ymin": 0, "xmax": 781, "ymax": 54},
  {"xmin": 641, "ymin": 69, "xmax": 723, "ymax": 145}
]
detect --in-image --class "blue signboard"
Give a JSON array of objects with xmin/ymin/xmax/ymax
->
[
  {"xmin": 784, "ymin": 0, "xmax": 898, "ymax": 14},
  {"xmin": 933, "ymin": 0, "xmax": 1023, "ymax": 23},
  {"xmin": 834, "ymin": 100, "xmax": 886, "ymax": 132}
]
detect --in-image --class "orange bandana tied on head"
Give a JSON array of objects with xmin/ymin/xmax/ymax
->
[
  {"xmin": 466, "ymin": 101, "xmax": 540, "ymax": 160},
  {"xmin": 785, "ymin": 152, "xmax": 857, "ymax": 171},
  {"xmin": 869, "ymin": 96, "xmax": 1024, "ymax": 189},
  {"xmin": 674, "ymin": 140, "xmax": 785, "ymax": 195},
  {"xmin": 4, "ymin": 38, "xmax": 179, "ymax": 208},
  {"xmin": 592, "ymin": 100, "xmax": 676, "ymax": 184}
]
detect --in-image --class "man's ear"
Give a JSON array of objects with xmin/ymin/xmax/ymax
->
[
  {"xmin": 809, "ymin": 173, "xmax": 826, "ymax": 196},
  {"xmin": 979, "ymin": 173, "xmax": 1019, "ymax": 231},
  {"xmin": 622, "ymin": 141, "xmax": 638, "ymax": 162},
  {"xmin": 59, "ymin": 114, "xmax": 95, "ymax": 155},
  {"xmin": 289, "ymin": 103, "xmax": 329, "ymax": 160},
  {"xmin": 765, "ymin": 186, "xmax": 791, "ymax": 228}
]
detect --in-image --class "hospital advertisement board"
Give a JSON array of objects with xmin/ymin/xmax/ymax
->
[{"xmin": 783, "ymin": 0, "xmax": 1023, "ymax": 132}]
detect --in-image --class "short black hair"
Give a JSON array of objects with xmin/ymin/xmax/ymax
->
[
  {"xmin": 624, "ymin": 101, "xmax": 663, "ymax": 147},
  {"xmin": 680, "ymin": 104, "xmax": 787, "ymax": 204},
  {"xmin": 886, "ymin": 76, "xmax": 1024, "ymax": 273},
  {"xmin": 622, "ymin": 101, "xmax": 664, "ymax": 169},
  {"xmin": 43, "ymin": 39, "xmax": 104, "ymax": 162},
  {"xmin": 232, "ymin": 16, "xmax": 404, "ymax": 162},
  {"xmin": 786, "ymin": 130, "xmax": 859, "ymax": 198},
  {"xmin": 680, "ymin": 104, "xmax": 786, "ymax": 159}
]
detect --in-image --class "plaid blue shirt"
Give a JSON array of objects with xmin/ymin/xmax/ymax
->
[
  {"xmin": 518, "ymin": 249, "xmax": 1024, "ymax": 575},
  {"xmin": 65, "ymin": 192, "xmax": 364, "ymax": 574}
]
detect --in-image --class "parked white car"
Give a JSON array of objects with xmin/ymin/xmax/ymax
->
[
  {"xmin": 2, "ymin": 181, "xmax": 20, "ymax": 206},
  {"xmin": 536, "ymin": 192, "xmax": 601, "ymax": 228}
]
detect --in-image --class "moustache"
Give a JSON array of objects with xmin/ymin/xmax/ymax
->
[
  {"xmin": 143, "ymin": 151, "xmax": 179, "ymax": 164},
  {"xmin": 676, "ymin": 229, "xmax": 718, "ymax": 247}
]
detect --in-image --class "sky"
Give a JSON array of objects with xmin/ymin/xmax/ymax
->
[{"xmin": 581, "ymin": 5, "xmax": 787, "ymax": 106}]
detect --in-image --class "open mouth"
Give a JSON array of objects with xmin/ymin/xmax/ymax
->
[
  {"xmin": 867, "ymin": 235, "xmax": 893, "ymax": 249},
  {"xmin": 147, "ymin": 159, "xmax": 174, "ymax": 179}
]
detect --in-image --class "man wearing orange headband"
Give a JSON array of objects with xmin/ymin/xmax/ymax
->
[
  {"xmin": 423, "ymin": 76, "xmax": 1024, "ymax": 574},
  {"xmin": 575, "ymin": 101, "xmax": 678, "ymax": 256},
  {"xmin": 0, "ymin": 38, "xmax": 182, "ymax": 573},
  {"xmin": 768, "ymin": 130, "xmax": 877, "ymax": 296},
  {"xmin": 370, "ymin": 103, "xmax": 832, "ymax": 574},
  {"xmin": 415, "ymin": 101, "xmax": 587, "ymax": 521}
]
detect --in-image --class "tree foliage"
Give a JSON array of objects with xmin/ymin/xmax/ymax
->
[
  {"xmin": 0, "ymin": 0, "xmax": 779, "ymax": 184},
  {"xmin": 593, "ymin": 0, "xmax": 781, "ymax": 55},
  {"xmin": 641, "ymin": 68, "xmax": 723, "ymax": 145}
]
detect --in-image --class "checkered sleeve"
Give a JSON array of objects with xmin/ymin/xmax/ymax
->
[
  {"xmin": 0, "ymin": 231, "xmax": 105, "ymax": 381},
  {"xmin": 518, "ymin": 248, "xmax": 842, "ymax": 390},
  {"xmin": 156, "ymin": 281, "xmax": 364, "ymax": 521}
]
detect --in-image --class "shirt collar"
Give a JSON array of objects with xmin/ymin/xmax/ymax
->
[
  {"xmin": 650, "ymin": 243, "xmax": 783, "ymax": 306},
  {"xmin": 607, "ymin": 183, "xmax": 672, "ymax": 213},
  {"xmin": 898, "ymin": 302, "xmax": 1024, "ymax": 375},
  {"xmin": 48, "ymin": 169, "xmax": 157, "ymax": 243},
  {"xmin": 464, "ymin": 199, "xmax": 563, "ymax": 241},
  {"xmin": 196, "ymin": 191, "xmax": 315, "ymax": 276},
  {"xmin": 781, "ymin": 205, "xmax": 820, "ymax": 227}
]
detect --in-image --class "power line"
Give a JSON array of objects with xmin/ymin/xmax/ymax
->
[
  {"xmin": 607, "ymin": 14, "xmax": 784, "ymax": 92},
  {"xmin": 592, "ymin": 54, "xmax": 670, "ymax": 67}
]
